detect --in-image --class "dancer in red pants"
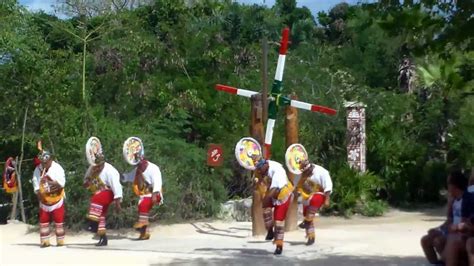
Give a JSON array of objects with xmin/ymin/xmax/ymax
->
[
  {"xmin": 84, "ymin": 147, "xmax": 122, "ymax": 246},
  {"xmin": 32, "ymin": 146, "xmax": 66, "ymax": 248},
  {"xmin": 253, "ymin": 156, "xmax": 294, "ymax": 255},
  {"xmin": 297, "ymin": 160, "xmax": 333, "ymax": 245},
  {"xmin": 122, "ymin": 137, "xmax": 163, "ymax": 240}
]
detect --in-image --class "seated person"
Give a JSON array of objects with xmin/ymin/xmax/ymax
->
[
  {"xmin": 464, "ymin": 170, "xmax": 474, "ymax": 266},
  {"xmin": 421, "ymin": 196, "xmax": 452, "ymax": 264},
  {"xmin": 421, "ymin": 170, "xmax": 467, "ymax": 265},
  {"xmin": 443, "ymin": 170, "xmax": 470, "ymax": 266}
]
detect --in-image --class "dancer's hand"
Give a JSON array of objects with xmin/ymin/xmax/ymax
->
[
  {"xmin": 324, "ymin": 193, "xmax": 331, "ymax": 208},
  {"xmin": 36, "ymin": 192, "xmax": 42, "ymax": 203},
  {"xmin": 152, "ymin": 192, "xmax": 160, "ymax": 203},
  {"xmin": 456, "ymin": 223, "xmax": 468, "ymax": 232},
  {"xmin": 48, "ymin": 180, "xmax": 62, "ymax": 193},
  {"xmin": 324, "ymin": 198, "xmax": 330, "ymax": 208},
  {"xmin": 114, "ymin": 199, "xmax": 122, "ymax": 213},
  {"xmin": 448, "ymin": 224, "xmax": 458, "ymax": 233}
]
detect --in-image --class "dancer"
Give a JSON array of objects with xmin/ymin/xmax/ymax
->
[
  {"xmin": 32, "ymin": 142, "xmax": 66, "ymax": 247},
  {"xmin": 122, "ymin": 137, "xmax": 163, "ymax": 240},
  {"xmin": 84, "ymin": 137, "xmax": 123, "ymax": 246},
  {"xmin": 253, "ymin": 154, "xmax": 294, "ymax": 255},
  {"xmin": 296, "ymin": 159, "xmax": 333, "ymax": 245}
]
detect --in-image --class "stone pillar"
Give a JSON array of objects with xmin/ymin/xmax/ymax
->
[{"xmin": 344, "ymin": 101, "xmax": 366, "ymax": 172}]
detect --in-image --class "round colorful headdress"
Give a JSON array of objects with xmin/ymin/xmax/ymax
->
[
  {"xmin": 85, "ymin": 136, "xmax": 104, "ymax": 166},
  {"xmin": 234, "ymin": 137, "xmax": 263, "ymax": 171},
  {"xmin": 123, "ymin": 137, "xmax": 144, "ymax": 166},
  {"xmin": 285, "ymin": 143, "xmax": 309, "ymax": 175}
]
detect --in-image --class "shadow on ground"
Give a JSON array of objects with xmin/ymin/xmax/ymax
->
[
  {"xmin": 160, "ymin": 254, "xmax": 428, "ymax": 266},
  {"xmin": 190, "ymin": 223, "xmax": 246, "ymax": 239}
]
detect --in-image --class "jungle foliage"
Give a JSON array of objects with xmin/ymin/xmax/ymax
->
[{"xmin": 0, "ymin": 0, "xmax": 472, "ymax": 227}]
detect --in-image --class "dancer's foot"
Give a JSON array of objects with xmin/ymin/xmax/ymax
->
[
  {"xmin": 95, "ymin": 235, "xmax": 108, "ymax": 246},
  {"xmin": 274, "ymin": 245, "xmax": 283, "ymax": 255},
  {"xmin": 40, "ymin": 240, "xmax": 50, "ymax": 248},
  {"xmin": 298, "ymin": 220, "xmax": 309, "ymax": 229},
  {"xmin": 138, "ymin": 233, "xmax": 150, "ymax": 240},
  {"xmin": 265, "ymin": 229, "xmax": 274, "ymax": 241},
  {"xmin": 57, "ymin": 239, "xmax": 65, "ymax": 247},
  {"xmin": 86, "ymin": 221, "xmax": 98, "ymax": 233},
  {"xmin": 133, "ymin": 221, "xmax": 148, "ymax": 229},
  {"xmin": 306, "ymin": 237, "xmax": 315, "ymax": 246}
]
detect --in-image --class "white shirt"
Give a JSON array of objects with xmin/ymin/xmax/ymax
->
[
  {"xmin": 267, "ymin": 160, "xmax": 288, "ymax": 189},
  {"xmin": 85, "ymin": 162, "xmax": 123, "ymax": 199},
  {"xmin": 32, "ymin": 161, "xmax": 66, "ymax": 194},
  {"xmin": 452, "ymin": 197, "xmax": 463, "ymax": 225},
  {"xmin": 308, "ymin": 164, "xmax": 333, "ymax": 194},
  {"xmin": 32, "ymin": 161, "xmax": 66, "ymax": 212},
  {"xmin": 123, "ymin": 161, "xmax": 162, "ymax": 193}
]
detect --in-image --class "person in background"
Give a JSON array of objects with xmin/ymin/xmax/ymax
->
[
  {"xmin": 465, "ymin": 170, "xmax": 474, "ymax": 266},
  {"xmin": 446, "ymin": 171, "xmax": 474, "ymax": 266},
  {"xmin": 420, "ymin": 171, "xmax": 466, "ymax": 265},
  {"xmin": 442, "ymin": 170, "xmax": 470, "ymax": 266}
]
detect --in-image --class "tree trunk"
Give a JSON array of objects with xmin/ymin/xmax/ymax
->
[
  {"xmin": 250, "ymin": 94, "xmax": 267, "ymax": 236},
  {"xmin": 285, "ymin": 93, "xmax": 299, "ymax": 232}
]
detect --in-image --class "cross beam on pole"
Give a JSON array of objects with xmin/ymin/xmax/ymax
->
[{"xmin": 215, "ymin": 27, "xmax": 337, "ymax": 159}]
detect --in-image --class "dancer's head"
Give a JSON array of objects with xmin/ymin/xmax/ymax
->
[
  {"xmin": 252, "ymin": 155, "xmax": 268, "ymax": 176},
  {"xmin": 300, "ymin": 159, "xmax": 313, "ymax": 176}
]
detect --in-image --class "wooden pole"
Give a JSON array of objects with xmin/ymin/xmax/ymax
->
[
  {"xmin": 17, "ymin": 107, "xmax": 28, "ymax": 222},
  {"xmin": 10, "ymin": 192, "xmax": 18, "ymax": 221},
  {"xmin": 14, "ymin": 156, "xmax": 26, "ymax": 223},
  {"xmin": 285, "ymin": 93, "xmax": 299, "ymax": 232},
  {"xmin": 261, "ymin": 37, "xmax": 268, "ymax": 126},
  {"xmin": 250, "ymin": 94, "xmax": 267, "ymax": 236}
]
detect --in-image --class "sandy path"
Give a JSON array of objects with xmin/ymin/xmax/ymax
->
[{"xmin": 0, "ymin": 208, "xmax": 443, "ymax": 265}]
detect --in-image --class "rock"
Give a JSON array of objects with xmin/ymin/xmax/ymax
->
[{"xmin": 218, "ymin": 197, "xmax": 252, "ymax": 222}]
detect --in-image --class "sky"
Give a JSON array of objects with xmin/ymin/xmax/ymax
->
[{"xmin": 19, "ymin": 0, "xmax": 376, "ymax": 17}]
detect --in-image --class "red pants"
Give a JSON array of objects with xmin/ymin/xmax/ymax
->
[
  {"xmin": 39, "ymin": 202, "xmax": 65, "ymax": 243},
  {"xmin": 136, "ymin": 194, "xmax": 161, "ymax": 231},
  {"xmin": 88, "ymin": 190, "xmax": 114, "ymax": 235},
  {"xmin": 303, "ymin": 193, "xmax": 325, "ymax": 239},
  {"xmin": 262, "ymin": 194, "xmax": 293, "ymax": 246},
  {"xmin": 303, "ymin": 193, "xmax": 325, "ymax": 216}
]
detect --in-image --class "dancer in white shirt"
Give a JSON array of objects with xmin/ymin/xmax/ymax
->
[
  {"xmin": 296, "ymin": 160, "xmax": 333, "ymax": 246},
  {"xmin": 122, "ymin": 137, "xmax": 163, "ymax": 240},
  {"xmin": 32, "ymin": 145, "xmax": 66, "ymax": 248},
  {"xmin": 84, "ymin": 137, "xmax": 123, "ymax": 246}
]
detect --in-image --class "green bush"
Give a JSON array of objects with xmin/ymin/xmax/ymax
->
[
  {"xmin": 360, "ymin": 200, "xmax": 388, "ymax": 217},
  {"xmin": 326, "ymin": 164, "xmax": 387, "ymax": 217}
]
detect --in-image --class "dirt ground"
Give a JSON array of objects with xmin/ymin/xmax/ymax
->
[{"xmin": 0, "ymin": 208, "xmax": 444, "ymax": 265}]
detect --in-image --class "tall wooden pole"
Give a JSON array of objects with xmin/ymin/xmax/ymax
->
[
  {"xmin": 285, "ymin": 93, "xmax": 298, "ymax": 231},
  {"xmin": 17, "ymin": 107, "xmax": 28, "ymax": 222},
  {"xmin": 261, "ymin": 37, "xmax": 268, "ymax": 126},
  {"xmin": 250, "ymin": 94, "xmax": 267, "ymax": 236},
  {"xmin": 10, "ymin": 192, "xmax": 18, "ymax": 221},
  {"xmin": 14, "ymin": 156, "xmax": 26, "ymax": 223}
]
